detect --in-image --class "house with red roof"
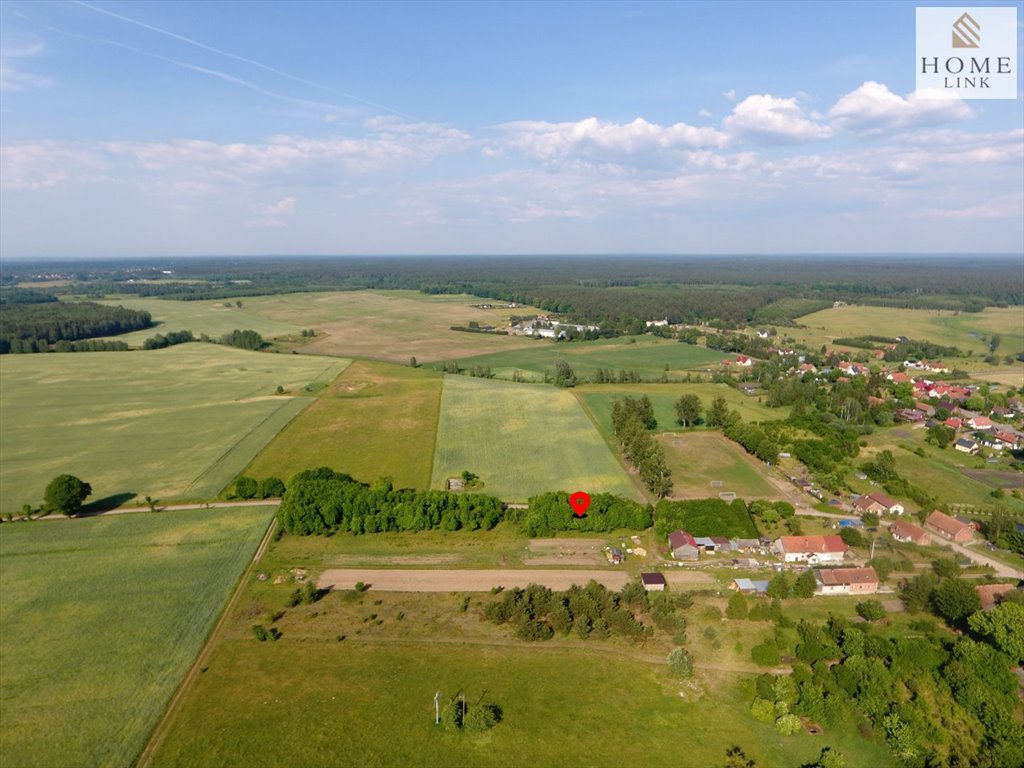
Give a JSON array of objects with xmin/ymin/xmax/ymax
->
[
  {"xmin": 772, "ymin": 535, "xmax": 848, "ymax": 564},
  {"xmin": 735, "ymin": 355, "xmax": 753, "ymax": 367},
  {"xmin": 887, "ymin": 372, "xmax": 912, "ymax": 384},
  {"xmin": 925, "ymin": 510, "xmax": 974, "ymax": 543},
  {"xmin": 668, "ymin": 530, "xmax": 699, "ymax": 561},
  {"xmin": 815, "ymin": 567, "xmax": 879, "ymax": 595},
  {"xmin": 890, "ymin": 520, "xmax": 930, "ymax": 545},
  {"xmin": 967, "ymin": 416, "xmax": 993, "ymax": 430}
]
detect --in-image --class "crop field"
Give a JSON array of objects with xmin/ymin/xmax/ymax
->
[
  {"xmin": 658, "ymin": 432, "xmax": 786, "ymax": 501},
  {"xmin": 97, "ymin": 291, "xmax": 541, "ymax": 361},
  {"xmin": 244, "ymin": 360, "xmax": 442, "ymax": 489},
  {"xmin": 430, "ymin": 376, "xmax": 641, "ymax": 502},
  {"xmin": 0, "ymin": 345, "xmax": 347, "ymax": 513},
  {"xmin": 790, "ymin": 305, "xmax": 1024, "ymax": 357},
  {"xmin": 454, "ymin": 336, "xmax": 724, "ymax": 382},
  {"xmin": 575, "ymin": 383, "xmax": 788, "ymax": 443},
  {"xmin": 150, "ymin": 571, "xmax": 894, "ymax": 768},
  {"xmin": 0, "ymin": 505, "xmax": 274, "ymax": 768}
]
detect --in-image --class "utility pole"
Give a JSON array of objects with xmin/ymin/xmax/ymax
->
[{"xmin": 434, "ymin": 691, "xmax": 440, "ymax": 725}]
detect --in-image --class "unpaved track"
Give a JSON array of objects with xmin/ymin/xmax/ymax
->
[{"xmin": 318, "ymin": 568, "xmax": 715, "ymax": 592}]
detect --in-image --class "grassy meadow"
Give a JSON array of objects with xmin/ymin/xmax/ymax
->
[
  {"xmin": 0, "ymin": 345, "xmax": 347, "ymax": 513},
  {"xmin": 575, "ymin": 383, "xmax": 788, "ymax": 443},
  {"xmin": 658, "ymin": 432, "xmax": 785, "ymax": 501},
  {"xmin": 244, "ymin": 359, "xmax": 442, "ymax": 489},
  {"xmin": 454, "ymin": 336, "xmax": 724, "ymax": 382},
  {"xmin": 790, "ymin": 305, "xmax": 1024, "ymax": 357},
  {"xmin": 430, "ymin": 376, "xmax": 641, "ymax": 502},
  {"xmin": 0, "ymin": 505, "xmax": 274, "ymax": 768}
]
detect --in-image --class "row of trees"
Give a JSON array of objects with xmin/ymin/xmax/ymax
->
[
  {"xmin": 610, "ymin": 395, "xmax": 672, "ymax": 497},
  {"xmin": 220, "ymin": 329, "xmax": 265, "ymax": 350},
  {"xmin": 276, "ymin": 469, "xmax": 504, "ymax": 535},
  {"xmin": 142, "ymin": 329, "xmax": 194, "ymax": 350},
  {"xmin": 509, "ymin": 492, "xmax": 652, "ymax": 536}
]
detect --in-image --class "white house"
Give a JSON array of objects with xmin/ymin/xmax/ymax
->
[{"xmin": 772, "ymin": 535, "xmax": 849, "ymax": 565}]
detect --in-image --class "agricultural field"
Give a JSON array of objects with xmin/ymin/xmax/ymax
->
[
  {"xmin": 97, "ymin": 291, "xmax": 542, "ymax": 361},
  {"xmin": 0, "ymin": 505, "xmax": 274, "ymax": 768},
  {"xmin": 244, "ymin": 360, "xmax": 442, "ymax": 490},
  {"xmin": 454, "ymin": 336, "xmax": 724, "ymax": 382},
  {"xmin": 789, "ymin": 305, "xmax": 1024, "ymax": 357},
  {"xmin": 0, "ymin": 345, "xmax": 347, "ymax": 514},
  {"xmin": 576, "ymin": 383, "xmax": 789, "ymax": 443},
  {"xmin": 430, "ymin": 376, "xmax": 641, "ymax": 502},
  {"xmin": 149, "ymin": 550, "xmax": 894, "ymax": 768},
  {"xmin": 658, "ymin": 432, "xmax": 786, "ymax": 501}
]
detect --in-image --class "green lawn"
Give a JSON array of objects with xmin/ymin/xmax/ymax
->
[
  {"xmin": 575, "ymin": 383, "xmax": 788, "ymax": 443},
  {"xmin": 244, "ymin": 359, "xmax": 442, "ymax": 490},
  {"xmin": 0, "ymin": 345, "xmax": 347, "ymax": 513},
  {"xmin": 658, "ymin": 432, "xmax": 785, "ymax": 500},
  {"xmin": 0, "ymin": 506, "xmax": 274, "ymax": 768},
  {"xmin": 430, "ymin": 376, "xmax": 641, "ymax": 502},
  {"xmin": 454, "ymin": 336, "xmax": 725, "ymax": 382}
]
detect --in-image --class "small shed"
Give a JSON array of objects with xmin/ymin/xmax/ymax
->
[
  {"xmin": 610, "ymin": 547, "xmax": 624, "ymax": 564},
  {"xmin": 640, "ymin": 572, "xmax": 667, "ymax": 592}
]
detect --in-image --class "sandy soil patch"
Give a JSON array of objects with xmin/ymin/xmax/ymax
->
[
  {"xmin": 525, "ymin": 538, "xmax": 606, "ymax": 566},
  {"xmin": 322, "ymin": 554, "xmax": 462, "ymax": 567},
  {"xmin": 318, "ymin": 568, "xmax": 716, "ymax": 592}
]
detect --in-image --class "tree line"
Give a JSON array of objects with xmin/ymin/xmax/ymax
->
[
  {"xmin": 610, "ymin": 395, "xmax": 672, "ymax": 497},
  {"xmin": 508, "ymin": 491, "xmax": 652, "ymax": 536},
  {"xmin": 0, "ymin": 301, "xmax": 152, "ymax": 353}
]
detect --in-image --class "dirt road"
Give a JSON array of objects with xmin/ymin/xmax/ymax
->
[
  {"xmin": 36, "ymin": 499, "xmax": 280, "ymax": 520},
  {"xmin": 318, "ymin": 568, "xmax": 716, "ymax": 592}
]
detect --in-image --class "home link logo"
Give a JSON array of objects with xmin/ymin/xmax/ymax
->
[
  {"xmin": 916, "ymin": 7, "xmax": 1017, "ymax": 99},
  {"xmin": 951, "ymin": 12, "xmax": 980, "ymax": 48}
]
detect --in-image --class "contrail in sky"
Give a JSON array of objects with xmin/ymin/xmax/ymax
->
[{"xmin": 71, "ymin": 0, "xmax": 415, "ymax": 119}]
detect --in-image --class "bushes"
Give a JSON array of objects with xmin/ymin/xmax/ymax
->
[
  {"xmin": 855, "ymin": 600, "xmax": 886, "ymax": 622},
  {"xmin": 520, "ymin": 492, "xmax": 651, "ymax": 536},
  {"xmin": 751, "ymin": 641, "xmax": 781, "ymax": 666},
  {"xmin": 654, "ymin": 498, "xmax": 758, "ymax": 538},
  {"xmin": 668, "ymin": 647, "xmax": 693, "ymax": 678}
]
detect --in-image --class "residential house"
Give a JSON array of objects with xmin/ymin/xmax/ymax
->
[
  {"xmin": 668, "ymin": 530, "xmax": 700, "ymax": 561},
  {"xmin": 944, "ymin": 417, "xmax": 963, "ymax": 430},
  {"xmin": 887, "ymin": 372, "xmax": 912, "ymax": 384},
  {"xmin": 890, "ymin": 520, "xmax": 931, "ymax": 545},
  {"xmin": 954, "ymin": 438, "xmax": 979, "ymax": 454},
  {"xmin": 815, "ymin": 567, "xmax": 879, "ymax": 595},
  {"xmin": 773, "ymin": 535, "xmax": 849, "ymax": 564},
  {"xmin": 863, "ymin": 491, "xmax": 904, "ymax": 515},
  {"xmin": 735, "ymin": 355, "xmax": 753, "ymax": 367},
  {"xmin": 640, "ymin": 572, "xmax": 667, "ymax": 592},
  {"xmin": 896, "ymin": 408, "xmax": 926, "ymax": 423},
  {"xmin": 994, "ymin": 431, "xmax": 1021, "ymax": 449},
  {"xmin": 852, "ymin": 495, "xmax": 886, "ymax": 516},
  {"xmin": 732, "ymin": 578, "xmax": 770, "ymax": 595},
  {"xmin": 967, "ymin": 416, "xmax": 994, "ymax": 431},
  {"xmin": 924, "ymin": 510, "xmax": 974, "ymax": 543},
  {"xmin": 914, "ymin": 401, "xmax": 935, "ymax": 418}
]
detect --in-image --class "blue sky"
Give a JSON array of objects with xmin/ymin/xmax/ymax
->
[{"xmin": 1, "ymin": 0, "xmax": 1022, "ymax": 257}]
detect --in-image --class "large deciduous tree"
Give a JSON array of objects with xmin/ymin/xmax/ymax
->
[
  {"xmin": 674, "ymin": 394, "xmax": 703, "ymax": 427},
  {"xmin": 43, "ymin": 474, "xmax": 92, "ymax": 516}
]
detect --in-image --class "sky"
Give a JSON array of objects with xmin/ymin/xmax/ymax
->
[{"xmin": 1, "ymin": 0, "xmax": 1022, "ymax": 258}]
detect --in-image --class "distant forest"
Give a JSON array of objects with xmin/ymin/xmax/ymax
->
[
  {"xmin": 0, "ymin": 299, "xmax": 152, "ymax": 354},
  {"xmin": 3, "ymin": 255, "xmax": 1021, "ymax": 330}
]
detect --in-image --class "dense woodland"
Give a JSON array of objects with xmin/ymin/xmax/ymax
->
[{"xmin": 0, "ymin": 299, "xmax": 151, "ymax": 353}]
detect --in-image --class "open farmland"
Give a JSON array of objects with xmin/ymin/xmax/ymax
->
[
  {"xmin": 0, "ymin": 505, "xmax": 274, "ymax": 768},
  {"xmin": 244, "ymin": 360, "xmax": 442, "ymax": 489},
  {"xmin": 789, "ymin": 305, "xmax": 1024, "ymax": 357},
  {"xmin": 658, "ymin": 432, "xmax": 786, "ymax": 501},
  {"xmin": 576, "ymin": 383, "xmax": 788, "ymax": 443},
  {"xmin": 149, "ymin": 564, "xmax": 893, "ymax": 768},
  {"xmin": 0, "ymin": 345, "xmax": 347, "ymax": 513},
  {"xmin": 430, "ymin": 376, "xmax": 641, "ymax": 502},
  {"xmin": 455, "ymin": 336, "xmax": 724, "ymax": 382}
]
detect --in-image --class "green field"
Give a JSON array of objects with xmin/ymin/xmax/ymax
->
[
  {"xmin": 575, "ymin": 383, "xmax": 789, "ymax": 443},
  {"xmin": 791, "ymin": 305, "xmax": 1024, "ymax": 357},
  {"xmin": 0, "ymin": 506, "xmax": 274, "ymax": 768},
  {"xmin": 454, "ymin": 336, "xmax": 725, "ymax": 382},
  {"xmin": 245, "ymin": 359, "xmax": 442, "ymax": 489},
  {"xmin": 430, "ymin": 376, "xmax": 641, "ymax": 502},
  {"xmin": 0, "ymin": 345, "xmax": 347, "ymax": 513},
  {"xmin": 101, "ymin": 291, "xmax": 541, "ymax": 362},
  {"xmin": 658, "ymin": 432, "xmax": 785, "ymax": 500}
]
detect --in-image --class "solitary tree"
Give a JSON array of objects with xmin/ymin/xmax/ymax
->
[
  {"xmin": 726, "ymin": 590, "xmax": 749, "ymax": 619},
  {"xmin": 706, "ymin": 396, "xmax": 730, "ymax": 428},
  {"xmin": 794, "ymin": 569, "xmax": 818, "ymax": 599},
  {"xmin": 674, "ymin": 394, "xmax": 703, "ymax": 427},
  {"xmin": 44, "ymin": 474, "xmax": 92, "ymax": 516}
]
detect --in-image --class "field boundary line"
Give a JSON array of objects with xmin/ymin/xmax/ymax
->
[
  {"xmin": 572, "ymin": 391, "xmax": 651, "ymax": 504},
  {"xmin": 134, "ymin": 512, "xmax": 278, "ymax": 768},
  {"xmin": 424, "ymin": 373, "xmax": 446, "ymax": 490}
]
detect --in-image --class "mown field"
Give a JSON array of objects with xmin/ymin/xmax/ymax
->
[
  {"xmin": 430, "ymin": 376, "xmax": 641, "ymax": 502},
  {"xmin": 0, "ymin": 506, "xmax": 274, "ymax": 768},
  {"xmin": 149, "ymin": 548, "xmax": 896, "ymax": 768},
  {"xmin": 658, "ymin": 432, "xmax": 785, "ymax": 501},
  {"xmin": 454, "ymin": 336, "xmax": 724, "ymax": 382},
  {"xmin": 244, "ymin": 360, "xmax": 442, "ymax": 490},
  {"xmin": 575, "ymin": 383, "xmax": 788, "ymax": 443},
  {"xmin": 790, "ymin": 305, "xmax": 1024, "ymax": 357},
  {"xmin": 0, "ymin": 345, "xmax": 347, "ymax": 513}
]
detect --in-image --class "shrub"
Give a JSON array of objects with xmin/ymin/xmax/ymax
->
[
  {"xmin": 751, "ymin": 697, "xmax": 775, "ymax": 723},
  {"xmin": 751, "ymin": 641, "xmax": 781, "ymax": 666},
  {"xmin": 775, "ymin": 713, "xmax": 802, "ymax": 735},
  {"xmin": 232, "ymin": 476, "xmax": 258, "ymax": 500},
  {"xmin": 668, "ymin": 647, "xmax": 693, "ymax": 679},
  {"xmin": 855, "ymin": 600, "xmax": 886, "ymax": 622},
  {"xmin": 252, "ymin": 624, "xmax": 269, "ymax": 641},
  {"xmin": 726, "ymin": 591, "xmax": 748, "ymax": 619}
]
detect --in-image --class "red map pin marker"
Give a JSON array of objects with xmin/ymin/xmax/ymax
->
[{"xmin": 569, "ymin": 491, "xmax": 591, "ymax": 517}]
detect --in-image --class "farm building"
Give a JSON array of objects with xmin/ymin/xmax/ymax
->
[
  {"xmin": 772, "ymin": 535, "xmax": 848, "ymax": 564},
  {"xmin": 694, "ymin": 536, "xmax": 717, "ymax": 553},
  {"xmin": 640, "ymin": 572, "xmax": 667, "ymax": 592},
  {"xmin": 890, "ymin": 520, "xmax": 930, "ymax": 546},
  {"xmin": 731, "ymin": 538, "xmax": 761, "ymax": 552},
  {"xmin": 814, "ymin": 567, "xmax": 879, "ymax": 596},
  {"xmin": 710, "ymin": 536, "xmax": 732, "ymax": 553},
  {"xmin": 668, "ymin": 530, "xmax": 699, "ymax": 561},
  {"xmin": 732, "ymin": 578, "xmax": 770, "ymax": 595},
  {"xmin": 609, "ymin": 547, "xmax": 624, "ymax": 564},
  {"xmin": 925, "ymin": 510, "xmax": 974, "ymax": 543}
]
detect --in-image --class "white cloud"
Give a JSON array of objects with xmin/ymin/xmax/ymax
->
[
  {"xmin": 248, "ymin": 195, "xmax": 297, "ymax": 228},
  {"xmin": 829, "ymin": 81, "xmax": 973, "ymax": 135},
  {"xmin": 722, "ymin": 89, "xmax": 737, "ymax": 102},
  {"xmin": 496, "ymin": 116, "xmax": 728, "ymax": 165},
  {"xmin": 0, "ymin": 142, "xmax": 104, "ymax": 189},
  {"xmin": 724, "ymin": 94, "xmax": 834, "ymax": 144},
  {"xmin": 0, "ymin": 39, "xmax": 51, "ymax": 91},
  {"xmin": 698, "ymin": 108, "xmax": 712, "ymax": 118}
]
